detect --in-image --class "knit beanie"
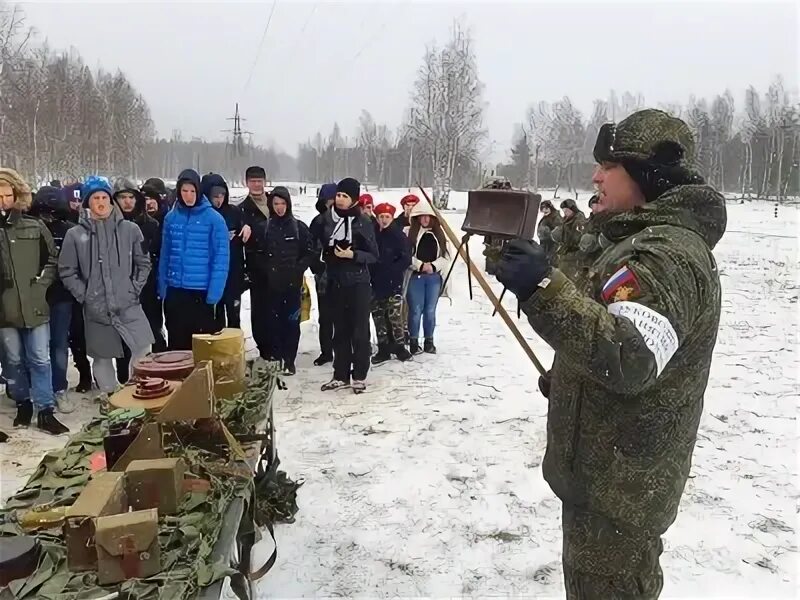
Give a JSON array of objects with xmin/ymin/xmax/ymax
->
[
  {"xmin": 336, "ymin": 177, "xmax": 360, "ymax": 206},
  {"xmin": 81, "ymin": 175, "xmax": 113, "ymax": 206}
]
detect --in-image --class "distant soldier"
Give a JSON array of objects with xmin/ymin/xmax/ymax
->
[
  {"xmin": 497, "ymin": 109, "xmax": 726, "ymax": 599},
  {"xmin": 536, "ymin": 200, "xmax": 562, "ymax": 265},
  {"xmin": 551, "ymin": 198, "xmax": 587, "ymax": 281}
]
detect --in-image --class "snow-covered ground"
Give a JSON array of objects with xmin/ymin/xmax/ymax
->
[{"xmin": 1, "ymin": 188, "xmax": 797, "ymax": 598}]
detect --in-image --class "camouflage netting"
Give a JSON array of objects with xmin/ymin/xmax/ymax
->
[{"xmin": 0, "ymin": 364, "xmax": 300, "ymax": 600}]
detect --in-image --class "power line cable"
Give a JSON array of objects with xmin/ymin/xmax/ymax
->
[
  {"xmin": 242, "ymin": 0, "xmax": 279, "ymax": 96},
  {"xmin": 299, "ymin": 2, "xmax": 318, "ymax": 35}
]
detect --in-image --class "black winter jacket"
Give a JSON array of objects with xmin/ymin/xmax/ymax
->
[
  {"xmin": 201, "ymin": 174, "xmax": 247, "ymax": 298},
  {"xmin": 40, "ymin": 217, "xmax": 76, "ymax": 305},
  {"xmin": 370, "ymin": 223, "xmax": 411, "ymax": 299},
  {"xmin": 320, "ymin": 207, "xmax": 379, "ymax": 287},
  {"xmin": 247, "ymin": 195, "xmax": 314, "ymax": 292}
]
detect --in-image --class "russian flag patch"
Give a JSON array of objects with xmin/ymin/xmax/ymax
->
[{"xmin": 601, "ymin": 265, "xmax": 641, "ymax": 303}]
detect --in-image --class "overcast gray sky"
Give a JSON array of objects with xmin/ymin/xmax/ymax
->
[{"xmin": 21, "ymin": 0, "xmax": 799, "ymax": 161}]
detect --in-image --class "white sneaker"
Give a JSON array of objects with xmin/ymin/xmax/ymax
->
[
  {"xmin": 55, "ymin": 390, "xmax": 77, "ymax": 414},
  {"xmin": 320, "ymin": 379, "xmax": 350, "ymax": 392}
]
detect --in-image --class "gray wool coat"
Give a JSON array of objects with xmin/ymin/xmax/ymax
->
[{"xmin": 59, "ymin": 206, "xmax": 154, "ymax": 358}]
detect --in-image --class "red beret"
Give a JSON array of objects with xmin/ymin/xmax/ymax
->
[
  {"xmin": 374, "ymin": 202, "xmax": 396, "ymax": 217},
  {"xmin": 400, "ymin": 194, "xmax": 420, "ymax": 207},
  {"xmin": 358, "ymin": 193, "xmax": 374, "ymax": 207}
]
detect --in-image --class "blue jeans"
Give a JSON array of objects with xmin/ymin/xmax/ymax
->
[
  {"xmin": 407, "ymin": 272, "xmax": 442, "ymax": 340},
  {"xmin": 49, "ymin": 301, "xmax": 72, "ymax": 393},
  {"xmin": 0, "ymin": 324, "xmax": 56, "ymax": 410}
]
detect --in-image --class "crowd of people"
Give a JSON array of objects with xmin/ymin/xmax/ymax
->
[{"xmin": 0, "ymin": 166, "xmax": 452, "ymax": 437}]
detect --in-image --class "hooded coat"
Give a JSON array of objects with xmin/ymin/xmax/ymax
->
[
  {"xmin": 247, "ymin": 189, "xmax": 314, "ymax": 292},
  {"xmin": 158, "ymin": 169, "xmax": 230, "ymax": 305},
  {"xmin": 309, "ymin": 185, "xmax": 337, "ymax": 293},
  {"xmin": 370, "ymin": 221, "xmax": 412, "ymax": 300},
  {"xmin": 201, "ymin": 173, "xmax": 247, "ymax": 299},
  {"xmin": 59, "ymin": 204, "xmax": 154, "ymax": 358},
  {"xmin": 0, "ymin": 168, "xmax": 59, "ymax": 329},
  {"xmin": 520, "ymin": 183, "xmax": 727, "ymax": 538},
  {"xmin": 29, "ymin": 186, "xmax": 77, "ymax": 306},
  {"xmin": 113, "ymin": 178, "xmax": 161, "ymax": 286},
  {"xmin": 406, "ymin": 201, "xmax": 450, "ymax": 274}
]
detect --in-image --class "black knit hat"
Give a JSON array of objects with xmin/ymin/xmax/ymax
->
[
  {"xmin": 336, "ymin": 177, "xmax": 360, "ymax": 206},
  {"xmin": 245, "ymin": 166, "xmax": 266, "ymax": 180}
]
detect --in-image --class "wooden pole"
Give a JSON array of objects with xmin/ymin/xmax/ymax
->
[{"xmin": 416, "ymin": 185, "xmax": 548, "ymax": 376}]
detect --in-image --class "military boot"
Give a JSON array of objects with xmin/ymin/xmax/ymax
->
[
  {"xmin": 371, "ymin": 344, "xmax": 392, "ymax": 365},
  {"xmin": 37, "ymin": 409, "xmax": 69, "ymax": 435},
  {"xmin": 393, "ymin": 344, "xmax": 412, "ymax": 362},
  {"xmin": 423, "ymin": 338, "xmax": 437, "ymax": 354},
  {"xmin": 13, "ymin": 401, "xmax": 33, "ymax": 428}
]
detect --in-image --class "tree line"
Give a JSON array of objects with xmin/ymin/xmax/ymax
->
[
  {"xmin": 298, "ymin": 21, "xmax": 798, "ymax": 207},
  {"xmin": 0, "ymin": 1, "xmax": 290, "ymax": 185},
  {"xmin": 498, "ymin": 83, "xmax": 799, "ymax": 202}
]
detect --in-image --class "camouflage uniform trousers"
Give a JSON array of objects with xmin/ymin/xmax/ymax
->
[
  {"xmin": 371, "ymin": 294, "xmax": 405, "ymax": 347},
  {"xmin": 562, "ymin": 505, "xmax": 664, "ymax": 600}
]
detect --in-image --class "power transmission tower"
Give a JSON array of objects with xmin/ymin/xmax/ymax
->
[{"xmin": 222, "ymin": 103, "xmax": 253, "ymax": 161}]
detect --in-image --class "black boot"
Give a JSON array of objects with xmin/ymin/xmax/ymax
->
[
  {"xmin": 371, "ymin": 344, "xmax": 392, "ymax": 365},
  {"xmin": 75, "ymin": 377, "xmax": 93, "ymax": 394},
  {"xmin": 313, "ymin": 353, "xmax": 333, "ymax": 366},
  {"xmin": 283, "ymin": 362, "xmax": 296, "ymax": 376},
  {"xmin": 37, "ymin": 409, "xmax": 69, "ymax": 435},
  {"xmin": 13, "ymin": 401, "xmax": 33, "ymax": 428},
  {"xmin": 393, "ymin": 344, "xmax": 412, "ymax": 362},
  {"xmin": 0, "ymin": 430, "xmax": 8, "ymax": 443},
  {"xmin": 424, "ymin": 338, "xmax": 437, "ymax": 354},
  {"xmin": 409, "ymin": 340, "xmax": 422, "ymax": 355}
]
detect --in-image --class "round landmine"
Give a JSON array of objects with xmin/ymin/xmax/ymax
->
[
  {"xmin": 132, "ymin": 351, "xmax": 195, "ymax": 380},
  {"xmin": 109, "ymin": 379, "xmax": 181, "ymax": 412},
  {"xmin": 132, "ymin": 377, "xmax": 173, "ymax": 400}
]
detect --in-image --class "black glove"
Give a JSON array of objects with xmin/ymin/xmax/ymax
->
[
  {"xmin": 495, "ymin": 239, "xmax": 551, "ymax": 301},
  {"xmin": 538, "ymin": 371, "xmax": 551, "ymax": 399}
]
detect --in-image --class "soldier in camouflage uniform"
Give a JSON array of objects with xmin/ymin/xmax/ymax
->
[
  {"xmin": 536, "ymin": 200, "xmax": 563, "ymax": 265},
  {"xmin": 496, "ymin": 109, "xmax": 727, "ymax": 599},
  {"xmin": 551, "ymin": 198, "xmax": 587, "ymax": 281}
]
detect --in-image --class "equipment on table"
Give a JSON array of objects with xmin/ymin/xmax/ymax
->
[
  {"xmin": 0, "ymin": 535, "xmax": 40, "ymax": 587},
  {"xmin": 132, "ymin": 351, "xmax": 194, "ymax": 380}
]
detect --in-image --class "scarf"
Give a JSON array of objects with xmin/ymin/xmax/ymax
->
[{"xmin": 328, "ymin": 205, "xmax": 359, "ymax": 247}]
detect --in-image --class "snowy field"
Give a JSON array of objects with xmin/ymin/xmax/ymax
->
[{"xmin": 1, "ymin": 188, "xmax": 797, "ymax": 598}]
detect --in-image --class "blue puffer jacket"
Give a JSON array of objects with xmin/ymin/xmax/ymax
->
[{"xmin": 158, "ymin": 169, "xmax": 230, "ymax": 304}]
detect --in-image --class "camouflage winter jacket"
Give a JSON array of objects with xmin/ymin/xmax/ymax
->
[
  {"xmin": 553, "ymin": 210, "xmax": 587, "ymax": 280},
  {"xmin": 521, "ymin": 184, "xmax": 726, "ymax": 536}
]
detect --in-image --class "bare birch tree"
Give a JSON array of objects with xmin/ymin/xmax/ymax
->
[{"xmin": 405, "ymin": 19, "xmax": 486, "ymax": 208}]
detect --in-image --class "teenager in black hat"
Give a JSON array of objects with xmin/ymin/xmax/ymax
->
[{"xmin": 318, "ymin": 177, "xmax": 378, "ymax": 394}]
